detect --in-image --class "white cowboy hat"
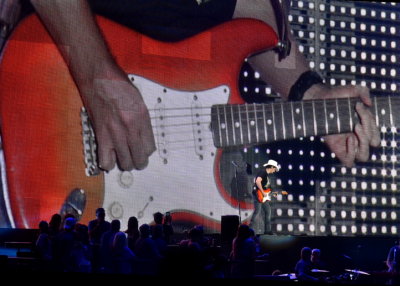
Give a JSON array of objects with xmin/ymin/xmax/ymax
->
[{"xmin": 263, "ymin": 159, "xmax": 280, "ymax": 171}]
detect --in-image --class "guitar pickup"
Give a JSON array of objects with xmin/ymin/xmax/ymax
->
[
  {"xmin": 80, "ymin": 108, "xmax": 100, "ymax": 176},
  {"xmin": 191, "ymin": 98, "xmax": 205, "ymax": 157}
]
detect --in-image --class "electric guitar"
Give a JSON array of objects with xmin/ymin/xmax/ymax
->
[
  {"xmin": 0, "ymin": 14, "xmax": 279, "ymax": 229},
  {"xmin": 256, "ymin": 189, "xmax": 288, "ymax": 203}
]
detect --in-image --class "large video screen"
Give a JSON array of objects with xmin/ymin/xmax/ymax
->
[{"xmin": 0, "ymin": 0, "xmax": 399, "ymax": 237}]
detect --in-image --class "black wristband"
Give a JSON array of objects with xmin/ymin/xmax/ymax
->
[{"xmin": 288, "ymin": 70, "xmax": 324, "ymax": 101}]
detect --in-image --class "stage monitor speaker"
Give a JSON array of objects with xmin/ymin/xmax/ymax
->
[{"xmin": 221, "ymin": 215, "xmax": 239, "ymax": 243}]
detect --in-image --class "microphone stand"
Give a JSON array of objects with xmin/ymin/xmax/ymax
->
[{"xmin": 232, "ymin": 161, "xmax": 242, "ymax": 223}]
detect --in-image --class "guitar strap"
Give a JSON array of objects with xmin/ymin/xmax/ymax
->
[
  {"xmin": 252, "ymin": 172, "xmax": 271, "ymax": 194},
  {"xmin": 0, "ymin": 0, "xmax": 21, "ymax": 52},
  {"xmin": 270, "ymin": 0, "xmax": 292, "ymax": 61}
]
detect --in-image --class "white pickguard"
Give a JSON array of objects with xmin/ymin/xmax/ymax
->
[
  {"xmin": 262, "ymin": 191, "xmax": 272, "ymax": 203},
  {"xmin": 102, "ymin": 74, "xmax": 244, "ymax": 228}
]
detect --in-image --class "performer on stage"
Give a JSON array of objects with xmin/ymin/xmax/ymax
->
[
  {"xmin": 386, "ymin": 238, "xmax": 400, "ymax": 285},
  {"xmin": 249, "ymin": 159, "xmax": 281, "ymax": 235}
]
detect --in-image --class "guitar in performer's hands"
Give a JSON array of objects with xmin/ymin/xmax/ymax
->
[{"xmin": 256, "ymin": 188, "xmax": 288, "ymax": 203}]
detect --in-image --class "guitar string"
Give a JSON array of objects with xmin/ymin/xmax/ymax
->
[
  {"xmin": 144, "ymin": 96, "xmax": 396, "ymax": 147},
  {"xmin": 148, "ymin": 105, "xmax": 273, "ymax": 147},
  {"xmin": 147, "ymin": 97, "xmax": 397, "ymax": 128},
  {"xmin": 146, "ymin": 96, "xmax": 395, "ymax": 116},
  {"xmin": 147, "ymin": 98, "xmax": 363, "ymax": 123},
  {"xmin": 146, "ymin": 102, "xmax": 344, "ymax": 142}
]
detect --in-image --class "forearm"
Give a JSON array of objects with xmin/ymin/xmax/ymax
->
[
  {"xmin": 234, "ymin": 0, "xmax": 310, "ymax": 99},
  {"xmin": 0, "ymin": 0, "xmax": 21, "ymax": 27},
  {"xmin": 256, "ymin": 178, "xmax": 263, "ymax": 190},
  {"xmin": 248, "ymin": 36, "xmax": 310, "ymax": 99},
  {"xmin": 30, "ymin": 0, "xmax": 118, "ymax": 93}
]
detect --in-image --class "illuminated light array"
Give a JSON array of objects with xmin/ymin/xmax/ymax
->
[
  {"xmin": 289, "ymin": 1, "xmax": 400, "ymax": 96},
  {"xmin": 245, "ymin": 1, "xmax": 400, "ymax": 237},
  {"xmin": 272, "ymin": 222, "xmax": 399, "ymax": 236}
]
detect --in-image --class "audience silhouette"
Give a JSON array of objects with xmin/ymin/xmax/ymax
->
[
  {"xmin": 52, "ymin": 217, "xmax": 78, "ymax": 272},
  {"xmin": 11, "ymin": 212, "xmax": 397, "ymax": 285},
  {"xmin": 70, "ymin": 222, "xmax": 92, "ymax": 273},
  {"xmin": 125, "ymin": 216, "xmax": 140, "ymax": 253},
  {"xmin": 110, "ymin": 231, "xmax": 136, "ymax": 274},
  {"xmin": 163, "ymin": 212, "xmax": 174, "ymax": 244},
  {"xmin": 48, "ymin": 213, "xmax": 62, "ymax": 240},
  {"xmin": 134, "ymin": 223, "xmax": 162, "ymax": 275},
  {"xmin": 99, "ymin": 219, "xmax": 121, "ymax": 273},
  {"xmin": 88, "ymin": 208, "xmax": 111, "ymax": 272},
  {"xmin": 229, "ymin": 223, "xmax": 257, "ymax": 279},
  {"xmin": 35, "ymin": 220, "xmax": 52, "ymax": 262}
]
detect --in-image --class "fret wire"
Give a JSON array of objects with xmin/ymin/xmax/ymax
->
[
  {"xmin": 262, "ymin": 104, "xmax": 268, "ymax": 143},
  {"xmin": 323, "ymin": 99, "xmax": 328, "ymax": 135},
  {"xmin": 216, "ymin": 106, "xmax": 222, "ymax": 147},
  {"xmin": 281, "ymin": 102, "xmax": 286, "ymax": 140},
  {"xmin": 230, "ymin": 105, "xmax": 236, "ymax": 146},
  {"xmin": 374, "ymin": 96, "xmax": 379, "ymax": 127},
  {"xmin": 213, "ymin": 95, "xmax": 396, "ymax": 148},
  {"xmin": 246, "ymin": 104, "xmax": 250, "ymax": 143},
  {"xmin": 254, "ymin": 103, "xmax": 259, "ymax": 143},
  {"xmin": 347, "ymin": 97, "xmax": 353, "ymax": 132},
  {"xmin": 291, "ymin": 101, "xmax": 296, "ymax": 139},
  {"xmin": 312, "ymin": 101, "xmax": 317, "ymax": 136},
  {"xmin": 301, "ymin": 101, "xmax": 306, "ymax": 137},
  {"xmin": 223, "ymin": 105, "xmax": 229, "ymax": 146},
  {"xmin": 336, "ymin": 98, "xmax": 341, "ymax": 134},
  {"xmin": 272, "ymin": 103, "xmax": 277, "ymax": 141},
  {"xmin": 388, "ymin": 97, "xmax": 393, "ymax": 127},
  {"xmin": 238, "ymin": 105, "xmax": 244, "ymax": 144}
]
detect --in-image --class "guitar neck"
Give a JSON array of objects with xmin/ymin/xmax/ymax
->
[{"xmin": 211, "ymin": 96, "xmax": 397, "ymax": 148}]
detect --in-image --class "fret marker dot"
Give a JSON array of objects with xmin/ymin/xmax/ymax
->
[
  {"xmin": 297, "ymin": 124, "xmax": 302, "ymax": 130},
  {"xmin": 221, "ymin": 123, "xmax": 226, "ymax": 129},
  {"xmin": 329, "ymin": 113, "xmax": 335, "ymax": 119},
  {"xmin": 250, "ymin": 120, "xmax": 255, "ymax": 126},
  {"xmin": 267, "ymin": 119, "xmax": 272, "ymax": 125},
  {"xmin": 295, "ymin": 108, "xmax": 300, "ymax": 114},
  {"xmin": 381, "ymin": 109, "xmax": 386, "ymax": 115},
  {"xmin": 235, "ymin": 122, "xmax": 240, "ymax": 128}
]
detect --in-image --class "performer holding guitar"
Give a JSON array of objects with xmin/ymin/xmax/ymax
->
[
  {"xmin": 29, "ymin": 0, "xmax": 380, "ymax": 173},
  {"xmin": 250, "ymin": 159, "xmax": 286, "ymax": 235}
]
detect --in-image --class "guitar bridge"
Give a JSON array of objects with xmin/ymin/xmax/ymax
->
[{"xmin": 80, "ymin": 108, "xmax": 100, "ymax": 176}]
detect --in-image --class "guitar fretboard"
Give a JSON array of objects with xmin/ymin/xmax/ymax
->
[{"xmin": 211, "ymin": 96, "xmax": 398, "ymax": 148}]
